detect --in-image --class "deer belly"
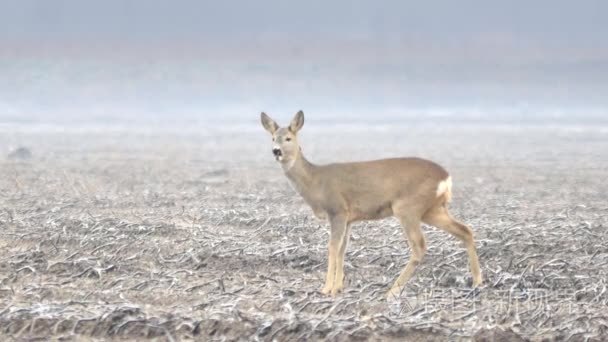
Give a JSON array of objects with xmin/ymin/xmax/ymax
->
[{"xmin": 351, "ymin": 202, "xmax": 393, "ymax": 221}]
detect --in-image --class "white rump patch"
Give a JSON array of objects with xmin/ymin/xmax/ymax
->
[{"xmin": 436, "ymin": 176, "xmax": 452, "ymax": 197}]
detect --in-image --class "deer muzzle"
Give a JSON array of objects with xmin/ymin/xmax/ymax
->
[{"xmin": 272, "ymin": 147, "xmax": 282, "ymax": 160}]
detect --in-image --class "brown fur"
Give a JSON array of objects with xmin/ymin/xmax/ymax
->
[{"xmin": 261, "ymin": 111, "xmax": 482, "ymax": 298}]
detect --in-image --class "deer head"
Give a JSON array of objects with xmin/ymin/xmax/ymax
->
[{"xmin": 260, "ymin": 110, "xmax": 305, "ymax": 169}]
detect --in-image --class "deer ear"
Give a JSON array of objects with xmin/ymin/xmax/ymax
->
[
  {"xmin": 260, "ymin": 112, "xmax": 278, "ymax": 134},
  {"xmin": 289, "ymin": 110, "xmax": 304, "ymax": 133}
]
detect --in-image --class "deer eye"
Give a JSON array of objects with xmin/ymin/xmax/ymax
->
[{"xmin": 286, "ymin": 137, "xmax": 292, "ymax": 142}]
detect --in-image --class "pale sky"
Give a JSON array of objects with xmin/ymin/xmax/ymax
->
[
  {"xmin": 1, "ymin": 1, "xmax": 606, "ymax": 46},
  {"xmin": 1, "ymin": 1, "xmax": 607, "ymax": 122}
]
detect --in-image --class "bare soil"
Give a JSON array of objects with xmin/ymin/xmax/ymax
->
[{"xmin": 1, "ymin": 122, "xmax": 607, "ymax": 341}]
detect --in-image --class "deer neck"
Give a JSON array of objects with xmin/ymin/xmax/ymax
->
[{"xmin": 282, "ymin": 150, "xmax": 317, "ymax": 197}]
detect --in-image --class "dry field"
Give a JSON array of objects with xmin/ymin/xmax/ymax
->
[{"xmin": 1, "ymin": 121, "xmax": 607, "ymax": 341}]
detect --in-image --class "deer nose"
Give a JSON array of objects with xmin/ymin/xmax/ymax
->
[{"xmin": 272, "ymin": 148, "xmax": 282, "ymax": 157}]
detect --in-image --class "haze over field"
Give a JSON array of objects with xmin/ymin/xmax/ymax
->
[
  {"xmin": 2, "ymin": 3, "xmax": 608, "ymax": 340},
  {"xmin": 1, "ymin": 1, "xmax": 607, "ymax": 124}
]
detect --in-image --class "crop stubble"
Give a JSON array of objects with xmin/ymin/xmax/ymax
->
[{"xmin": 1, "ymin": 123, "xmax": 607, "ymax": 340}]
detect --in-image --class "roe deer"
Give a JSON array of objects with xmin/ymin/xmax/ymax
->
[{"xmin": 260, "ymin": 111, "xmax": 482, "ymax": 298}]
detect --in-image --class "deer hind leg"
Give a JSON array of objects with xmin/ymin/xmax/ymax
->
[
  {"xmin": 321, "ymin": 214, "xmax": 349, "ymax": 296},
  {"xmin": 387, "ymin": 214, "xmax": 426, "ymax": 299},
  {"xmin": 422, "ymin": 204, "xmax": 482, "ymax": 287}
]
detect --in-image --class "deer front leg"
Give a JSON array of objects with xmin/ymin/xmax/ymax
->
[
  {"xmin": 321, "ymin": 214, "xmax": 348, "ymax": 296},
  {"xmin": 333, "ymin": 223, "xmax": 352, "ymax": 295},
  {"xmin": 321, "ymin": 244, "xmax": 337, "ymax": 295}
]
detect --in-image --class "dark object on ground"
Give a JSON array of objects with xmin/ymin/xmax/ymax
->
[
  {"xmin": 474, "ymin": 327, "xmax": 528, "ymax": 342},
  {"xmin": 8, "ymin": 147, "xmax": 32, "ymax": 160}
]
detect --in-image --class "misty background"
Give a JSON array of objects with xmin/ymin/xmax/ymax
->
[{"xmin": 1, "ymin": 0, "xmax": 607, "ymax": 125}]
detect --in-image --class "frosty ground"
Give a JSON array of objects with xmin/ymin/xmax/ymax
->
[{"xmin": 1, "ymin": 120, "xmax": 607, "ymax": 340}]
